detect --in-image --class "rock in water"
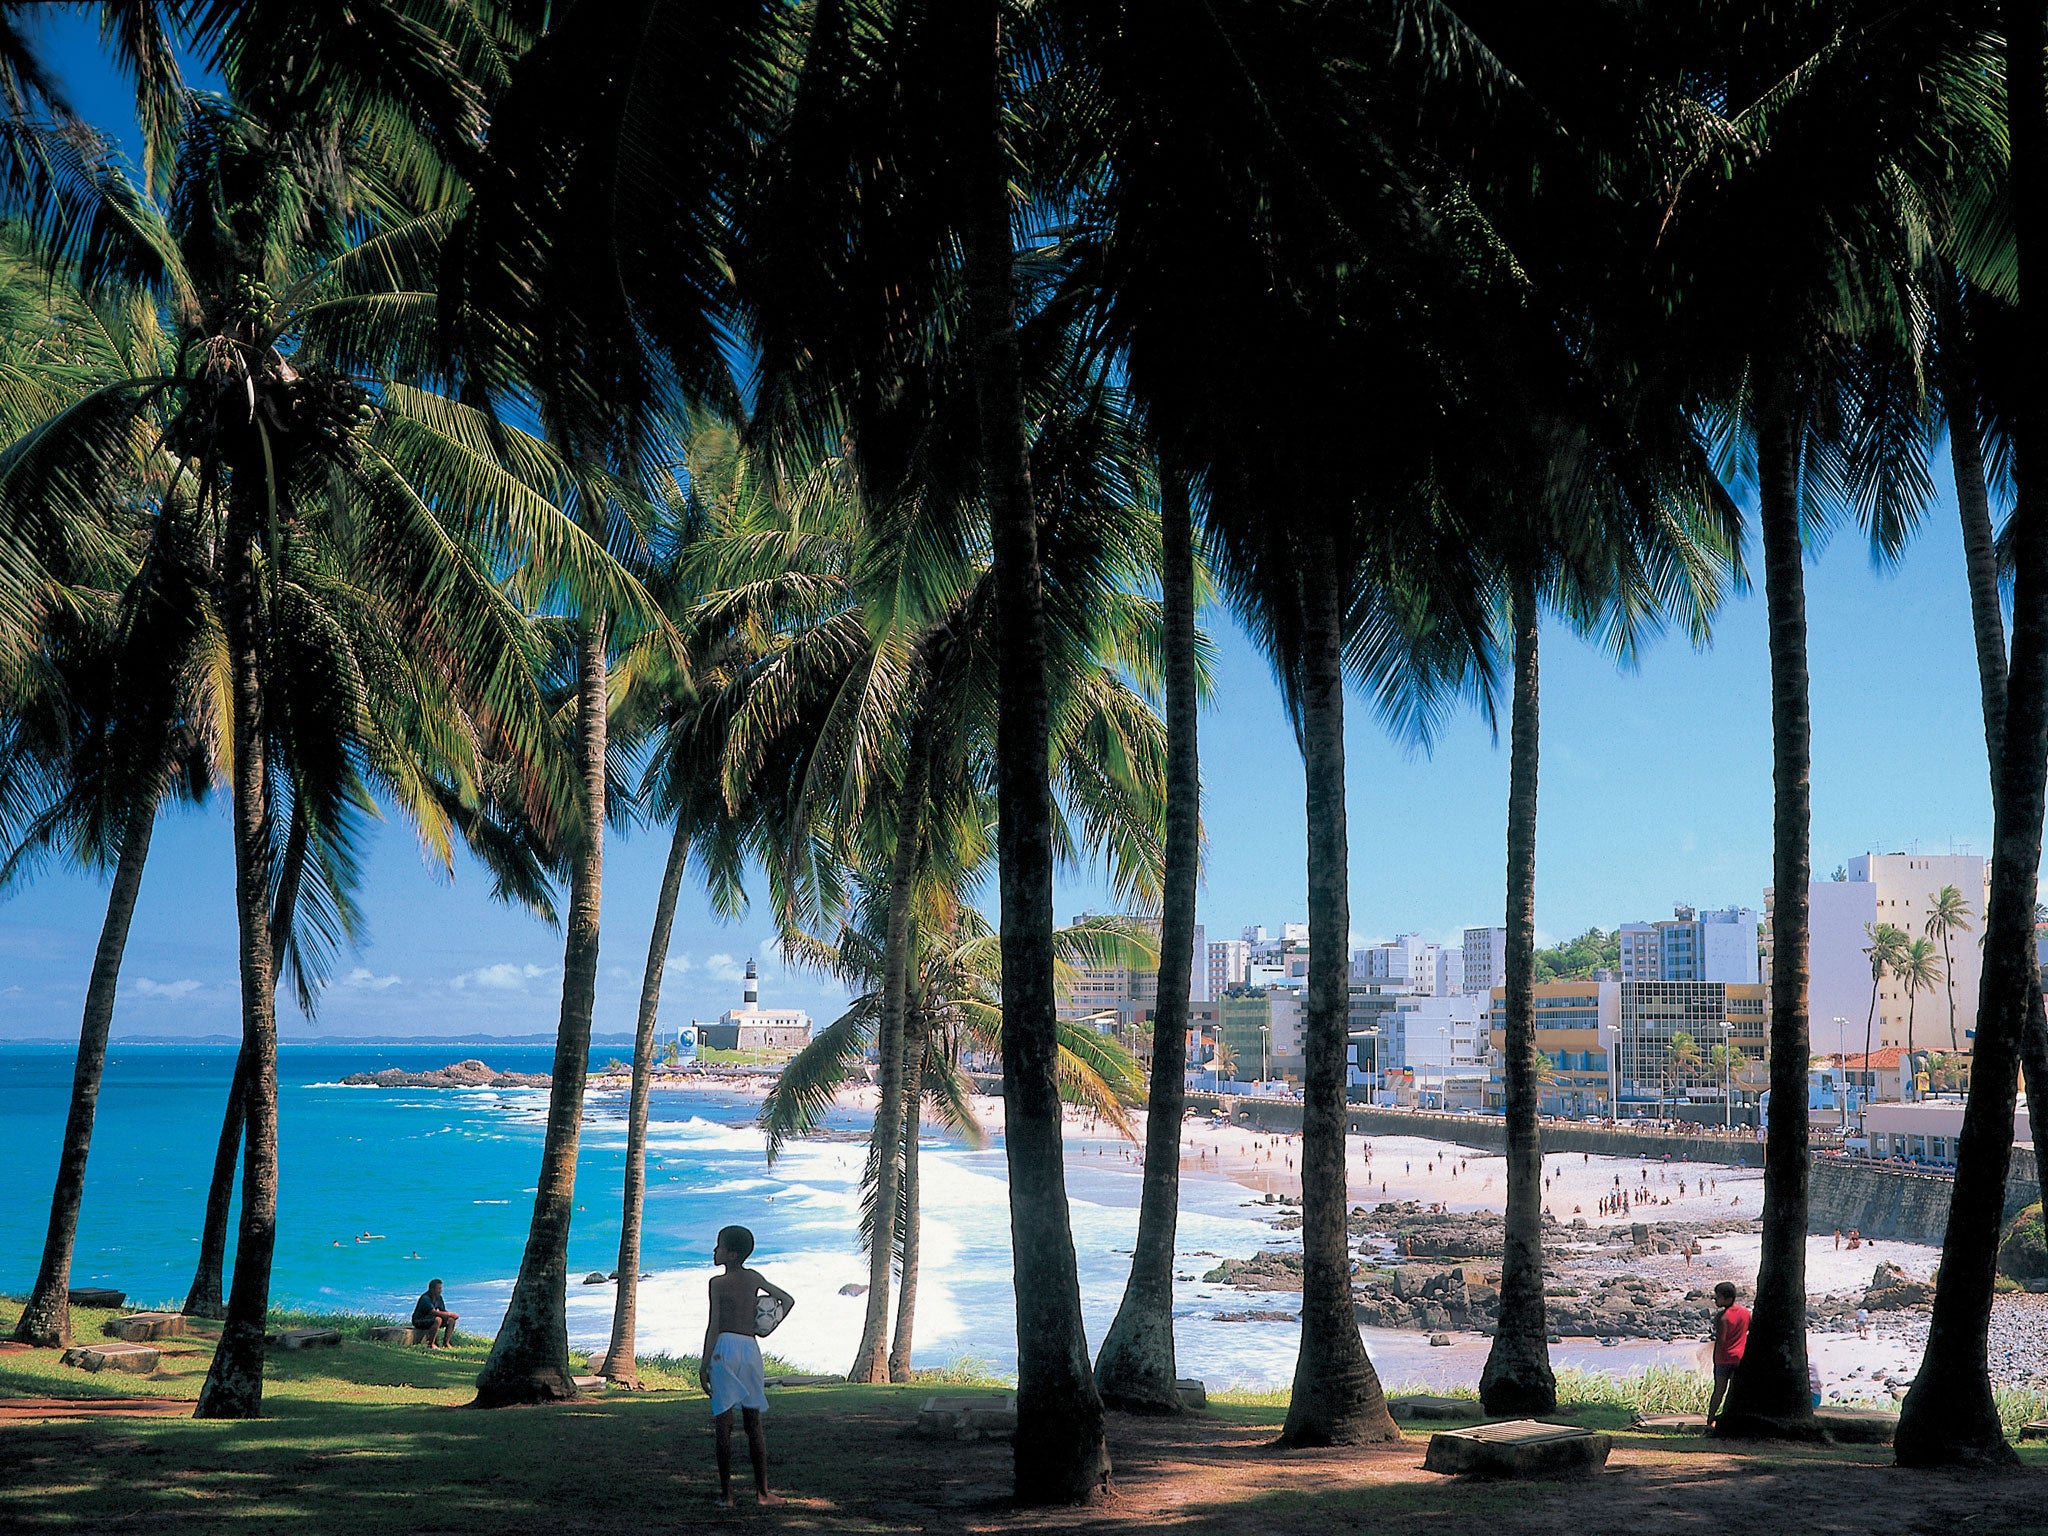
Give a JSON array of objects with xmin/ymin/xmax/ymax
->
[{"xmin": 338, "ymin": 1059, "xmax": 552, "ymax": 1089}]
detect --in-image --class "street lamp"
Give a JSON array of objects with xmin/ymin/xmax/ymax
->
[
  {"xmin": 1260, "ymin": 1022, "xmax": 1271, "ymax": 1085},
  {"xmin": 1833, "ymin": 1016, "xmax": 1849, "ymax": 1131},
  {"xmin": 1719, "ymin": 1021, "xmax": 1733, "ymax": 1131}
]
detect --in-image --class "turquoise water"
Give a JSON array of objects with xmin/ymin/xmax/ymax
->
[
  {"xmin": 0, "ymin": 1044, "xmax": 825, "ymax": 1330},
  {"xmin": 0, "ymin": 1041, "xmax": 1300, "ymax": 1378}
]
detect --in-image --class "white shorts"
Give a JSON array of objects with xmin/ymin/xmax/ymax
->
[{"xmin": 708, "ymin": 1332, "xmax": 767, "ymax": 1417}]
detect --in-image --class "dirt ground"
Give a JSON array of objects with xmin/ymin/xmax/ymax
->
[
  {"xmin": 877, "ymin": 1407, "xmax": 2048, "ymax": 1536},
  {"xmin": 5, "ymin": 1385, "xmax": 2043, "ymax": 1536}
]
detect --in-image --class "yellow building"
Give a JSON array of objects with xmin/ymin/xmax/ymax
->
[{"xmin": 1483, "ymin": 980, "xmax": 1618, "ymax": 1116}]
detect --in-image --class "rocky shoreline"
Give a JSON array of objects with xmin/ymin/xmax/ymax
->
[{"xmin": 1202, "ymin": 1200, "xmax": 1933, "ymax": 1344}]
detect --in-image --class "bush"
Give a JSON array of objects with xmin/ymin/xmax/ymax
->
[{"xmin": 1998, "ymin": 1203, "xmax": 2047, "ymax": 1287}]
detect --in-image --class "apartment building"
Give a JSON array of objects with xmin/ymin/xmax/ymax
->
[
  {"xmin": 1463, "ymin": 926, "xmax": 1508, "ymax": 995},
  {"xmin": 1207, "ymin": 939, "xmax": 1250, "ymax": 998},
  {"xmin": 1618, "ymin": 905, "xmax": 1759, "ymax": 984},
  {"xmin": 1764, "ymin": 852, "xmax": 1988, "ymax": 1053}
]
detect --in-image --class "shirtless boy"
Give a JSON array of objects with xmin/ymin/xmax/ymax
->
[{"xmin": 700, "ymin": 1224, "xmax": 796, "ymax": 1507}]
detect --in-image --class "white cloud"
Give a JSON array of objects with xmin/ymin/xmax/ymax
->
[
  {"xmin": 343, "ymin": 967, "xmax": 403, "ymax": 991},
  {"xmin": 452, "ymin": 962, "xmax": 548, "ymax": 992},
  {"xmin": 134, "ymin": 977, "xmax": 202, "ymax": 1000},
  {"xmin": 664, "ymin": 954, "xmax": 696, "ymax": 976},
  {"xmin": 705, "ymin": 953, "xmax": 746, "ymax": 984}
]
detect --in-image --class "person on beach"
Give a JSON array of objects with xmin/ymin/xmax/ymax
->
[
  {"xmin": 700, "ymin": 1224, "xmax": 795, "ymax": 1507},
  {"xmin": 412, "ymin": 1278, "xmax": 459, "ymax": 1347},
  {"xmin": 1707, "ymin": 1281, "xmax": 1749, "ymax": 1426}
]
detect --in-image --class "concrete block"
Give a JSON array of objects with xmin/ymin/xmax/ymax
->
[
  {"xmin": 1424, "ymin": 1419, "xmax": 1612, "ymax": 1479},
  {"xmin": 60, "ymin": 1343, "xmax": 159, "ymax": 1375},
  {"xmin": 1175, "ymin": 1378, "xmax": 1207, "ymax": 1410},
  {"xmin": 572, "ymin": 1375, "xmax": 607, "ymax": 1392},
  {"xmin": 2018, "ymin": 1419, "xmax": 2048, "ymax": 1442},
  {"xmin": 914, "ymin": 1393, "xmax": 1016, "ymax": 1441},
  {"xmin": 271, "ymin": 1329, "xmax": 343, "ymax": 1350},
  {"xmin": 1816, "ymin": 1407, "xmax": 1897, "ymax": 1445},
  {"xmin": 1390, "ymin": 1393, "xmax": 1483, "ymax": 1422},
  {"xmin": 103, "ymin": 1313, "xmax": 184, "ymax": 1343},
  {"xmin": 368, "ymin": 1325, "xmax": 424, "ymax": 1345},
  {"xmin": 65, "ymin": 1289, "xmax": 124, "ymax": 1310}
]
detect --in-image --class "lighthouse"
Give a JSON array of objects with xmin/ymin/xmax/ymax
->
[{"xmin": 697, "ymin": 957, "xmax": 813, "ymax": 1057}]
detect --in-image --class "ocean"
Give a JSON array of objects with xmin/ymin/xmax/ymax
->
[{"xmin": 1, "ymin": 1041, "xmax": 1705, "ymax": 1388}]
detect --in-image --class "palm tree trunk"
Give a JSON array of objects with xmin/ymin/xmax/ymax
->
[
  {"xmin": 1900, "ymin": 1, "xmax": 2048, "ymax": 1464},
  {"xmin": 1947, "ymin": 329, "xmax": 2048, "ymax": 1212},
  {"xmin": 194, "ymin": 495, "xmax": 282, "ymax": 1421},
  {"xmin": 474, "ymin": 616, "xmax": 608, "ymax": 1408},
  {"xmin": 1278, "ymin": 537, "xmax": 1398, "ymax": 1449},
  {"xmin": 10, "ymin": 797, "xmax": 157, "ymax": 1348},
  {"xmin": 186, "ymin": 789, "xmax": 312, "ymax": 1321},
  {"xmin": 1094, "ymin": 462, "xmax": 1198, "ymax": 1413},
  {"xmin": 1862, "ymin": 975, "xmax": 1879, "ymax": 1110},
  {"xmin": 603, "ymin": 817, "xmax": 691, "ymax": 1389},
  {"xmin": 183, "ymin": 1047, "xmax": 247, "ymax": 1321},
  {"xmin": 888, "ymin": 1037, "xmax": 925, "ymax": 1382},
  {"xmin": 1952, "ymin": 357, "xmax": 2011, "ymax": 774},
  {"xmin": 1716, "ymin": 368, "xmax": 1817, "ymax": 1437},
  {"xmin": 957, "ymin": 0, "xmax": 1106, "ymax": 1500},
  {"xmin": 1945, "ymin": 941, "xmax": 1959, "ymax": 1053},
  {"xmin": 851, "ymin": 723, "xmax": 928, "ymax": 1384},
  {"xmin": 1481, "ymin": 572, "xmax": 1554, "ymax": 1414}
]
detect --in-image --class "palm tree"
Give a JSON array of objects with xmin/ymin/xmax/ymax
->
[
  {"xmin": 1903, "ymin": 1, "xmax": 2048, "ymax": 1465},
  {"xmin": 1925, "ymin": 886, "xmax": 1975, "ymax": 1052},
  {"xmin": 1922, "ymin": 283, "xmax": 2048, "ymax": 1217},
  {"xmin": 0, "ymin": 234, "xmax": 217, "ymax": 1348},
  {"xmin": 1094, "ymin": 463, "xmax": 1203, "ymax": 1413},
  {"xmin": 766, "ymin": 903, "xmax": 1150, "ymax": 1375},
  {"xmin": 1412, "ymin": 3, "xmax": 1996, "ymax": 1441},
  {"xmin": 1859, "ymin": 923, "xmax": 1911, "ymax": 1112},
  {"xmin": 0, "ymin": 81, "xmax": 638, "ymax": 1416},
  {"xmin": 649, "ymin": 370, "xmax": 1166, "ymax": 1393},
  {"xmin": 1664, "ymin": 1030, "xmax": 1707, "ymax": 1115},
  {"xmin": 1894, "ymin": 938, "xmax": 1943, "ymax": 1064}
]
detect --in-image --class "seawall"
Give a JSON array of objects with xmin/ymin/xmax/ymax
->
[
  {"xmin": 1808, "ymin": 1153, "xmax": 2039, "ymax": 1243},
  {"xmin": 1190, "ymin": 1096, "xmax": 1765, "ymax": 1166}
]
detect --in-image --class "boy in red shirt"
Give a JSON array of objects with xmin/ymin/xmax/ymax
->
[{"xmin": 1707, "ymin": 1281, "xmax": 1750, "ymax": 1425}]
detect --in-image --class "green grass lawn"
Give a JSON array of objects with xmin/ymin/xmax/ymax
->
[{"xmin": 4, "ymin": 1297, "xmax": 2044, "ymax": 1536}]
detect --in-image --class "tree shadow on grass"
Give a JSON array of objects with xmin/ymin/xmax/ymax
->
[{"xmin": 7, "ymin": 1384, "xmax": 2040, "ymax": 1536}]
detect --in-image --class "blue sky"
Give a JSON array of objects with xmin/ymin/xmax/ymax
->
[{"xmin": 0, "ymin": 17, "xmax": 2005, "ymax": 1039}]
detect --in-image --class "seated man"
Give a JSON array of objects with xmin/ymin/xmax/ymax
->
[{"xmin": 412, "ymin": 1278, "xmax": 459, "ymax": 1347}]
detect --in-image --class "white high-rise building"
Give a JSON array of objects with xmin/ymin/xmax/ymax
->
[
  {"xmin": 1207, "ymin": 939, "xmax": 1250, "ymax": 997},
  {"xmin": 1463, "ymin": 926, "xmax": 1508, "ymax": 996},
  {"xmin": 1351, "ymin": 933, "xmax": 1442, "ymax": 994},
  {"xmin": 1189, "ymin": 923, "xmax": 1209, "ymax": 1003},
  {"xmin": 1765, "ymin": 852, "xmax": 1989, "ymax": 1054},
  {"xmin": 1436, "ymin": 946, "xmax": 1466, "ymax": 997}
]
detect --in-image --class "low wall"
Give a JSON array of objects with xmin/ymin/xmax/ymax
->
[
  {"xmin": 1809, "ymin": 1152, "xmax": 2039, "ymax": 1244},
  {"xmin": 1188, "ymin": 1096, "xmax": 1765, "ymax": 1167}
]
